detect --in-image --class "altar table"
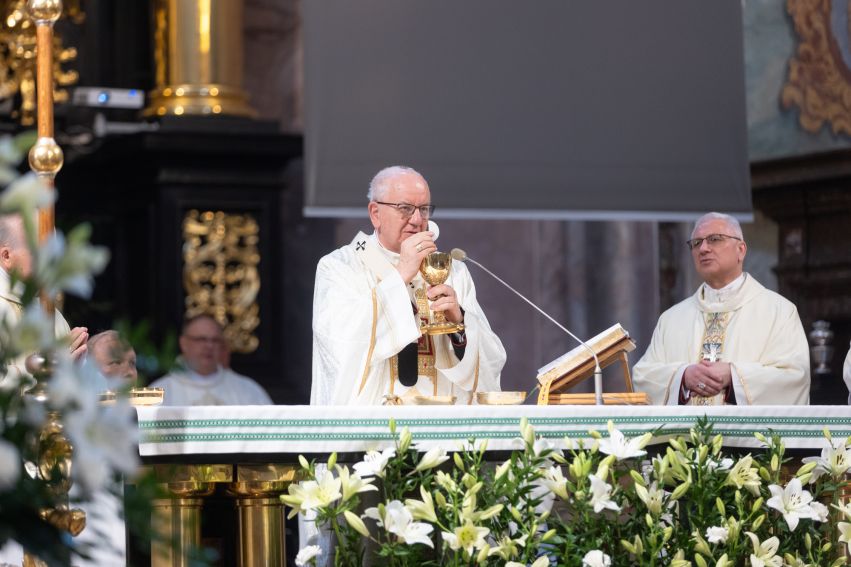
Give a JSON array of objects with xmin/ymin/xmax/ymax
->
[{"xmin": 134, "ymin": 405, "xmax": 851, "ymax": 566}]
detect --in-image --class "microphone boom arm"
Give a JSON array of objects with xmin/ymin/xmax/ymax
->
[{"xmin": 454, "ymin": 249, "xmax": 604, "ymax": 405}]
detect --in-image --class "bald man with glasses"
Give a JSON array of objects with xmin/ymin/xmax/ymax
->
[
  {"xmin": 633, "ymin": 212, "xmax": 810, "ymax": 405},
  {"xmin": 311, "ymin": 166, "xmax": 506, "ymax": 406},
  {"xmin": 149, "ymin": 315, "xmax": 272, "ymax": 405}
]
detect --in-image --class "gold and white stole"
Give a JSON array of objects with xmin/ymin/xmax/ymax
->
[
  {"xmin": 349, "ymin": 233, "xmax": 437, "ymax": 397},
  {"xmin": 688, "ymin": 311, "xmax": 730, "ymax": 406}
]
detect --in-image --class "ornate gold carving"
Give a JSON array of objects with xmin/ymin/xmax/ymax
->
[
  {"xmin": 782, "ymin": 0, "xmax": 851, "ymax": 135},
  {"xmin": 0, "ymin": 0, "xmax": 81, "ymax": 125},
  {"xmin": 183, "ymin": 210, "xmax": 261, "ymax": 353}
]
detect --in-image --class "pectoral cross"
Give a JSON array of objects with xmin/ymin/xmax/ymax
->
[{"xmin": 702, "ymin": 342, "xmax": 721, "ymax": 363}]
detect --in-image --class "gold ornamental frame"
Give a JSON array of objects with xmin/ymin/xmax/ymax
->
[
  {"xmin": 182, "ymin": 209, "xmax": 261, "ymax": 354},
  {"xmin": 782, "ymin": 0, "xmax": 851, "ymax": 135}
]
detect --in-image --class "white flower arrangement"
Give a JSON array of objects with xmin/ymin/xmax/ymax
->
[
  {"xmin": 283, "ymin": 417, "xmax": 851, "ymax": 567},
  {"xmin": 0, "ymin": 133, "xmax": 142, "ymax": 564}
]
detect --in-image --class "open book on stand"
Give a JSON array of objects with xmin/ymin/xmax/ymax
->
[{"xmin": 535, "ymin": 323, "xmax": 647, "ymax": 405}]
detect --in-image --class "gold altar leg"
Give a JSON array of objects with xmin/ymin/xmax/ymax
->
[
  {"xmin": 234, "ymin": 497, "xmax": 286, "ymax": 566},
  {"xmin": 143, "ymin": 465, "xmax": 230, "ymax": 567},
  {"xmin": 151, "ymin": 496, "xmax": 207, "ymax": 567},
  {"xmin": 227, "ymin": 464, "xmax": 298, "ymax": 567}
]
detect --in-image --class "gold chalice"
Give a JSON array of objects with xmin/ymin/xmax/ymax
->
[{"xmin": 419, "ymin": 251, "xmax": 465, "ymax": 335}]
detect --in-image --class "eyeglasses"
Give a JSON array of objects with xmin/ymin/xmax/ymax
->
[
  {"xmin": 686, "ymin": 234, "xmax": 742, "ymax": 250},
  {"xmin": 184, "ymin": 335, "xmax": 224, "ymax": 346},
  {"xmin": 374, "ymin": 201, "xmax": 435, "ymax": 219}
]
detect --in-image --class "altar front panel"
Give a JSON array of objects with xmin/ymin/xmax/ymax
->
[{"xmin": 138, "ymin": 405, "xmax": 851, "ymax": 457}]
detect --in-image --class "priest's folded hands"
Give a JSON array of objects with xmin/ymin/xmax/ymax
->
[{"xmin": 683, "ymin": 360, "xmax": 732, "ymax": 397}]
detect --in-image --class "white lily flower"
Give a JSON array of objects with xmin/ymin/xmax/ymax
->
[
  {"xmin": 588, "ymin": 473, "xmax": 620, "ymax": 513},
  {"xmin": 809, "ymin": 501, "xmax": 829, "ymax": 523},
  {"xmin": 282, "ymin": 469, "xmax": 342, "ymax": 514},
  {"xmin": 705, "ymin": 526, "xmax": 729, "ymax": 544},
  {"xmin": 366, "ymin": 500, "xmax": 434, "ymax": 547},
  {"xmin": 540, "ymin": 465, "xmax": 569, "ymax": 500},
  {"xmin": 405, "ymin": 485, "xmax": 437, "ymax": 523},
  {"xmin": 353, "ymin": 447, "xmax": 395, "ymax": 478},
  {"xmin": 0, "ymin": 438, "xmax": 21, "ymax": 490},
  {"xmin": 838, "ymin": 521, "xmax": 851, "ymax": 546},
  {"xmin": 746, "ymin": 532, "xmax": 782, "ymax": 567},
  {"xmin": 725, "ymin": 455, "xmax": 762, "ymax": 496},
  {"xmin": 0, "ymin": 172, "xmax": 54, "ymax": 214},
  {"xmin": 9, "ymin": 303, "xmax": 57, "ymax": 356},
  {"xmin": 801, "ymin": 439, "xmax": 851, "ymax": 482},
  {"xmin": 414, "ymin": 446, "xmax": 449, "ymax": 472},
  {"xmin": 337, "ymin": 465, "xmax": 377, "ymax": 502},
  {"xmin": 35, "ymin": 227, "xmax": 110, "ymax": 299},
  {"xmin": 597, "ymin": 422, "xmax": 650, "ymax": 461},
  {"xmin": 442, "ymin": 520, "xmax": 489, "ymax": 556},
  {"xmin": 766, "ymin": 478, "xmax": 815, "ymax": 531},
  {"xmin": 533, "ymin": 437, "xmax": 562, "ymax": 459},
  {"xmin": 635, "ymin": 481, "xmax": 666, "ymax": 517},
  {"xmin": 582, "ymin": 549, "xmax": 612, "ymax": 566},
  {"xmin": 294, "ymin": 545, "xmax": 322, "ymax": 566}
]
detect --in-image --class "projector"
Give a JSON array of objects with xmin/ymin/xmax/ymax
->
[{"xmin": 72, "ymin": 87, "xmax": 145, "ymax": 109}]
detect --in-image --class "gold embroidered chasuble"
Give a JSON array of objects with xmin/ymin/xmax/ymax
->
[{"xmin": 632, "ymin": 273, "xmax": 810, "ymax": 406}]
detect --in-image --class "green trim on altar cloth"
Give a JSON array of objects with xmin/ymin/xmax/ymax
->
[{"xmin": 136, "ymin": 406, "xmax": 851, "ymax": 455}]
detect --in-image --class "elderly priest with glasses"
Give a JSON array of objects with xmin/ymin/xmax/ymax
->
[
  {"xmin": 311, "ymin": 166, "xmax": 506, "ymax": 406},
  {"xmin": 633, "ymin": 212, "xmax": 810, "ymax": 406}
]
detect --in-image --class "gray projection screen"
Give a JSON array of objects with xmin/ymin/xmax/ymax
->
[{"xmin": 302, "ymin": 1, "xmax": 751, "ymax": 221}]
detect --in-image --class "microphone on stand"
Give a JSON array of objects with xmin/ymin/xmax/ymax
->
[{"xmin": 450, "ymin": 247, "xmax": 605, "ymax": 405}]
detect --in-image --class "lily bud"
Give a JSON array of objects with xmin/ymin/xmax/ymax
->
[
  {"xmin": 770, "ymin": 454, "xmax": 779, "ymax": 472},
  {"xmin": 435, "ymin": 492, "xmax": 447, "ymax": 508},
  {"xmin": 454, "ymin": 452, "xmax": 465, "ymax": 471},
  {"xmin": 620, "ymin": 539, "xmax": 636, "ymax": 554},
  {"xmin": 751, "ymin": 497, "xmax": 763, "ymax": 513},
  {"xmin": 327, "ymin": 452, "xmax": 337, "ymax": 470},
  {"xmin": 670, "ymin": 480, "xmax": 691, "ymax": 501},
  {"xmin": 495, "ymin": 460, "xmax": 511, "ymax": 481},
  {"xmin": 476, "ymin": 544, "xmax": 490, "ymax": 564},
  {"xmin": 541, "ymin": 528, "xmax": 557, "ymax": 542},
  {"xmin": 805, "ymin": 532, "xmax": 812, "ymax": 551},
  {"xmin": 298, "ymin": 455, "xmax": 310, "ymax": 471},
  {"xmin": 630, "ymin": 470, "xmax": 646, "ymax": 487},
  {"xmin": 694, "ymin": 554, "xmax": 708, "ymax": 567},
  {"xmin": 753, "ymin": 431, "xmax": 767, "ymax": 444},
  {"xmin": 399, "ymin": 427, "xmax": 412, "ymax": 453},
  {"xmin": 388, "ymin": 417, "xmax": 396, "ymax": 434},
  {"xmin": 344, "ymin": 510, "xmax": 370, "ymax": 538},
  {"xmin": 751, "ymin": 513, "xmax": 765, "ymax": 531},
  {"xmin": 715, "ymin": 497, "xmax": 725, "ymax": 517}
]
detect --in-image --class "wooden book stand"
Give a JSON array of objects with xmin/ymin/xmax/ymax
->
[{"xmin": 536, "ymin": 323, "xmax": 649, "ymax": 405}]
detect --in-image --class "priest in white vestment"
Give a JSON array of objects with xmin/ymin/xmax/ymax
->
[
  {"xmin": 633, "ymin": 212, "xmax": 810, "ymax": 405},
  {"xmin": 311, "ymin": 166, "xmax": 506, "ymax": 406},
  {"xmin": 149, "ymin": 314, "xmax": 272, "ymax": 405}
]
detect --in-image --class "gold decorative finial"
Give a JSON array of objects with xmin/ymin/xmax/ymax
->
[
  {"xmin": 28, "ymin": 137, "xmax": 63, "ymax": 178},
  {"xmin": 25, "ymin": 0, "xmax": 63, "ymax": 24}
]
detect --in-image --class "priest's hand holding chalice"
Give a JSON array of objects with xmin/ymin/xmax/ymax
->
[{"xmin": 420, "ymin": 249, "xmax": 465, "ymax": 335}]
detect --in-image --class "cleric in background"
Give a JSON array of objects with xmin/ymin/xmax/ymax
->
[
  {"xmin": 149, "ymin": 315, "xmax": 272, "ymax": 406},
  {"xmin": 633, "ymin": 212, "xmax": 810, "ymax": 405},
  {"xmin": 311, "ymin": 166, "xmax": 505, "ymax": 405}
]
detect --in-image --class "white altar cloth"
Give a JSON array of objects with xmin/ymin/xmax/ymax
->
[{"xmin": 137, "ymin": 405, "xmax": 851, "ymax": 457}]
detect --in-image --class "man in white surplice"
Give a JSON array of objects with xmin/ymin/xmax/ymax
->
[
  {"xmin": 633, "ymin": 212, "xmax": 810, "ymax": 405},
  {"xmin": 311, "ymin": 166, "xmax": 506, "ymax": 405}
]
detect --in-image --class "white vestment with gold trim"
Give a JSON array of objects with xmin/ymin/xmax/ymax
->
[
  {"xmin": 311, "ymin": 232, "xmax": 505, "ymax": 406},
  {"xmin": 632, "ymin": 273, "xmax": 810, "ymax": 405}
]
